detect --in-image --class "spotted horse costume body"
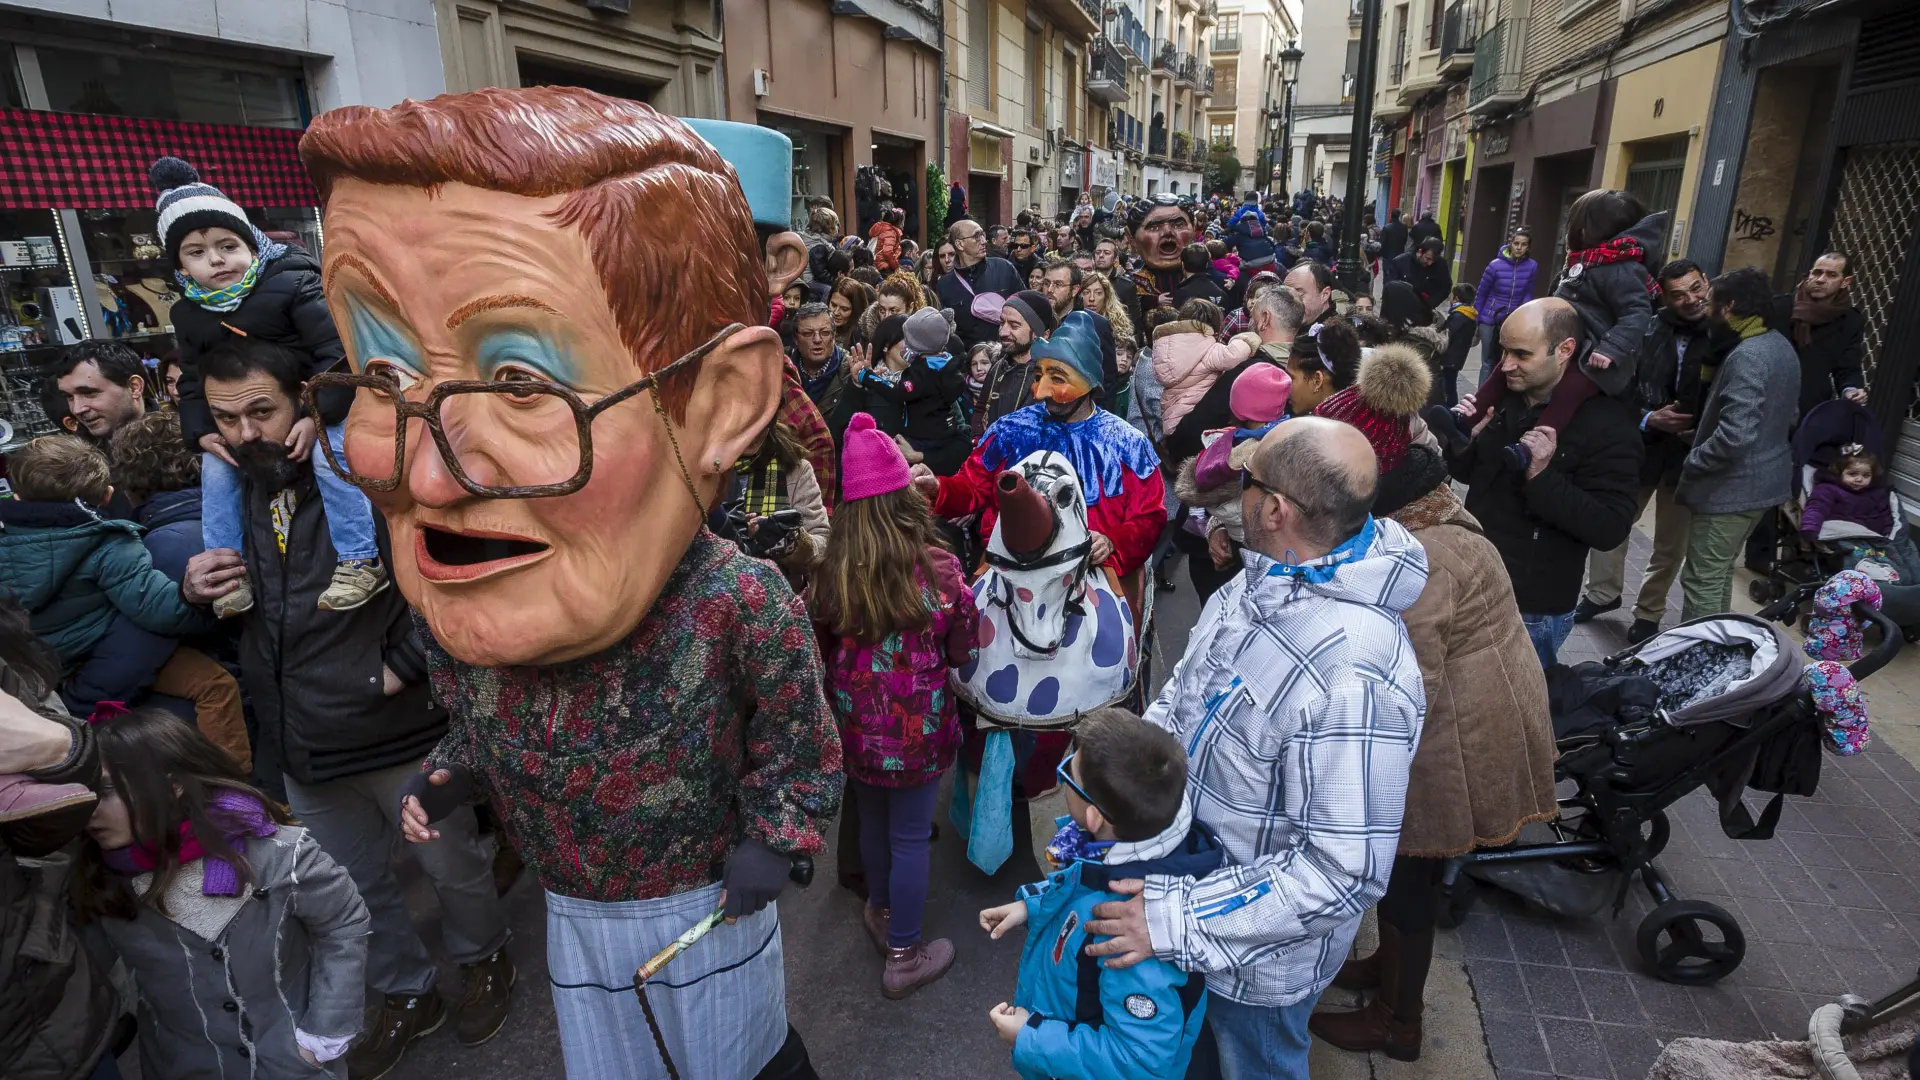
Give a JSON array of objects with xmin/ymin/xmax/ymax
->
[{"xmin": 948, "ymin": 449, "xmax": 1155, "ymax": 872}]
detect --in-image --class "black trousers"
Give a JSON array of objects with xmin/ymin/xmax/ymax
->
[{"xmin": 1377, "ymin": 855, "xmax": 1444, "ymax": 933}]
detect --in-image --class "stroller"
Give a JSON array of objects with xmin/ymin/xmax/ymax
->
[
  {"xmin": 1437, "ymin": 600, "xmax": 1902, "ymax": 986},
  {"xmin": 1750, "ymin": 399, "xmax": 1918, "ymax": 611}
]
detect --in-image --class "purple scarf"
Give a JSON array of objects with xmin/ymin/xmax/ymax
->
[{"xmin": 100, "ymin": 789, "xmax": 277, "ymax": 896}]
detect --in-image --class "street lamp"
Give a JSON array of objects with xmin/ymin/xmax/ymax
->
[
  {"xmin": 1336, "ymin": 0, "xmax": 1384, "ymax": 298},
  {"xmin": 1277, "ymin": 39, "xmax": 1303, "ymax": 198}
]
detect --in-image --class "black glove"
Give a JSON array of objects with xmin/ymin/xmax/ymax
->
[
  {"xmin": 720, "ymin": 838, "xmax": 790, "ymax": 919},
  {"xmin": 399, "ymin": 763, "xmax": 473, "ymax": 825}
]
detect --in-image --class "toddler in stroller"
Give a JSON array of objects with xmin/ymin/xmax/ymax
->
[{"xmin": 1438, "ymin": 603, "xmax": 1901, "ymax": 986}]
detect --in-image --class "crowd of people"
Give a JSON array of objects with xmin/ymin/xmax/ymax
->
[{"xmin": 0, "ymin": 87, "xmax": 1879, "ymax": 1080}]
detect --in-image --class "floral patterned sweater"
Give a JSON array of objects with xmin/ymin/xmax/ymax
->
[
  {"xmin": 817, "ymin": 547, "xmax": 979, "ymax": 788},
  {"xmin": 421, "ymin": 531, "xmax": 844, "ymax": 902}
]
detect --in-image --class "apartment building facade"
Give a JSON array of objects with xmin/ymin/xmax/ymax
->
[{"xmin": 1204, "ymin": 0, "xmax": 1300, "ymax": 195}]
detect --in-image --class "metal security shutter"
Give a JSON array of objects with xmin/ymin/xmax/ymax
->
[
  {"xmin": 1836, "ymin": 142, "xmax": 1920, "ymax": 521},
  {"xmin": 968, "ymin": 0, "xmax": 992, "ymax": 109}
]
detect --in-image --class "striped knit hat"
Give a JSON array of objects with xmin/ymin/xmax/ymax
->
[{"xmin": 150, "ymin": 157, "xmax": 257, "ymax": 268}]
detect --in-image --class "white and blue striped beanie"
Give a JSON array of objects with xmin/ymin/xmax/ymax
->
[{"xmin": 150, "ymin": 157, "xmax": 257, "ymax": 268}]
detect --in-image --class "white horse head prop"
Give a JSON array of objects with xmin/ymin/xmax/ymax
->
[{"xmin": 953, "ymin": 450, "xmax": 1138, "ymax": 727}]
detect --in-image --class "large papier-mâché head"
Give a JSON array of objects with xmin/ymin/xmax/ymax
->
[{"xmin": 301, "ymin": 87, "xmax": 783, "ymax": 668}]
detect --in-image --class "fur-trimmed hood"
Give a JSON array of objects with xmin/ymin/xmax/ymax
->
[
  {"xmin": 1403, "ymin": 323, "xmax": 1448, "ymax": 359},
  {"xmin": 1176, "ymin": 451, "xmax": 1240, "ymax": 509},
  {"xmin": 1357, "ymin": 342, "xmax": 1435, "ymax": 417}
]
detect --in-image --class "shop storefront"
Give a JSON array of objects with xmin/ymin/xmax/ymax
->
[
  {"xmin": 0, "ymin": 39, "xmax": 318, "ymax": 450},
  {"xmin": 1461, "ymin": 82, "xmax": 1613, "ymax": 290}
]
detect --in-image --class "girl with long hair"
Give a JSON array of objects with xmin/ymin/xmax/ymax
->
[
  {"xmin": 830, "ymin": 278, "xmax": 876, "ymax": 349},
  {"xmin": 76, "ymin": 709, "xmax": 369, "ymax": 1078},
  {"xmin": 1078, "ymin": 272, "xmax": 1134, "ymax": 344},
  {"xmin": 809, "ymin": 415, "xmax": 976, "ymax": 1000}
]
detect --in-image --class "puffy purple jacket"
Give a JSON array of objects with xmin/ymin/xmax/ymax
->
[{"xmin": 1473, "ymin": 247, "xmax": 1539, "ymax": 325}]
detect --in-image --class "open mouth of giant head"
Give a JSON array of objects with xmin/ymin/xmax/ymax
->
[{"xmin": 415, "ymin": 524, "xmax": 552, "ymax": 582}]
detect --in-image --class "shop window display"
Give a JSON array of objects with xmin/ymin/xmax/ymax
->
[{"xmin": 0, "ymin": 209, "xmax": 78, "ymax": 450}]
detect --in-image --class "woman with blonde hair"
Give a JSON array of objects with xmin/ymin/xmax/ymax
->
[{"xmin": 1079, "ymin": 272, "xmax": 1134, "ymax": 344}]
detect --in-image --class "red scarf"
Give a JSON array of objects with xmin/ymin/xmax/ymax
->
[
  {"xmin": 1790, "ymin": 280, "xmax": 1852, "ymax": 347},
  {"xmin": 1566, "ymin": 235, "xmax": 1661, "ymax": 297}
]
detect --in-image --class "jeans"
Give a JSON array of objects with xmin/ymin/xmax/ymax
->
[
  {"xmin": 1184, "ymin": 993, "xmax": 1319, "ymax": 1080},
  {"xmin": 1681, "ymin": 507, "xmax": 1769, "ymax": 622},
  {"xmin": 1478, "ymin": 322, "xmax": 1503, "ymax": 386},
  {"xmin": 282, "ymin": 760, "xmax": 509, "ymax": 995},
  {"xmin": 201, "ymin": 422, "xmax": 379, "ymax": 562},
  {"xmin": 854, "ymin": 777, "xmax": 942, "ymax": 948},
  {"xmin": 1521, "ymin": 611, "xmax": 1576, "ymax": 668}
]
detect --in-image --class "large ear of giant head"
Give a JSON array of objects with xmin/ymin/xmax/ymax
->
[{"xmin": 299, "ymin": 87, "xmax": 778, "ymax": 669}]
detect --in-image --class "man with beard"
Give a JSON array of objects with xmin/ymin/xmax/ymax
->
[
  {"xmin": 180, "ymin": 337, "xmax": 514, "ymax": 1078},
  {"xmin": 936, "ymin": 219, "xmax": 1026, "ymax": 348},
  {"xmin": 1387, "ymin": 239, "xmax": 1452, "ymax": 311},
  {"xmin": 1127, "ymin": 194, "xmax": 1199, "ymax": 319},
  {"xmin": 972, "ymin": 290, "xmax": 1058, "ymax": 436},
  {"xmin": 915, "ymin": 310, "xmax": 1166, "ymax": 580},
  {"xmin": 1576, "ymin": 260, "xmax": 1732, "ymax": 644}
]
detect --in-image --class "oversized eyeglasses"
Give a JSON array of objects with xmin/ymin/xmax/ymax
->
[{"xmin": 304, "ymin": 323, "xmax": 743, "ymax": 500}]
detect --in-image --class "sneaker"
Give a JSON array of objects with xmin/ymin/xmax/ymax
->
[
  {"xmin": 882, "ymin": 939, "xmax": 955, "ymax": 1000},
  {"xmin": 862, "ymin": 906, "xmax": 891, "ymax": 957},
  {"xmin": 1627, "ymin": 618, "xmax": 1661, "ymax": 646},
  {"xmin": 318, "ymin": 560, "xmax": 390, "ymax": 612},
  {"xmin": 454, "ymin": 948, "xmax": 516, "ymax": 1046},
  {"xmin": 347, "ymin": 989, "xmax": 446, "ymax": 1080},
  {"xmin": 1573, "ymin": 596, "xmax": 1621, "ymax": 623},
  {"xmin": 213, "ymin": 578, "xmax": 255, "ymax": 619}
]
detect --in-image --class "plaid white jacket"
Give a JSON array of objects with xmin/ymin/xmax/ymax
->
[{"xmin": 1143, "ymin": 517, "xmax": 1429, "ymax": 1006}]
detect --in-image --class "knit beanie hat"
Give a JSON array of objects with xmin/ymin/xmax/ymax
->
[
  {"xmin": 150, "ymin": 157, "xmax": 257, "ymax": 268},
  {"xmin": 903, "ymin": 307, "xmax": 950, "ymax": 356},
  {"xmin": 840, "ymin": 412, "xmax": 913, "ymax": 501},
  {"xmin": 1229, "ymin": 364, "xmax": 1293, "ymax": 424},
  {"xmin": 1313, "ymin": 341, "xmax": 1432, "ymax": 472},
  {"xmin": 1003, "ymin": 290, "xmax": 1058, "ymax": 338},
  {"xmin": 1028, "ymin": 311, "xmax": 1104, "ymax": 393}
]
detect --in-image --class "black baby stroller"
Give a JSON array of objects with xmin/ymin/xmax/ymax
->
[{"xmin": 1436, "ymin": 602, "xmax": 1902, "ymax": 986}]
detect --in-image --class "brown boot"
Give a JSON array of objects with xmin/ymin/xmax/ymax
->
[
  {"xmin": 347, "ymin": 989, "xmax": 446, "ymax": 1080},
  {"xmin": 1308, "ymin": 923, "xmax": 1430, "ymax": 1061},
  {"xmin": 862, "ymin": 905, "xmax": 891, "ymax": 957},
  {"xmin": 882, "ymin": 938, "xmax": 955, "ymax": 999},
  {"xmin": 454, "ymin": 948, "xmax": 517, "ymax": 1046},
  {"xmin": 1330, "ymin": 945, "xmax": 1381, "ymax": 992}
]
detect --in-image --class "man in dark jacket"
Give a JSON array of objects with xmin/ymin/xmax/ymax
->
[
  {"xmin": 1447, "ymin": 298, "xmax": 1642, "ymax": 666},
  {"xmin": 1386, "ymin": 238, "xmax": 1452, "ymax": 311},
  {"xmin": 1379, "ymin": 209, "xmax": 1410, "ymax": 266},
  {"xmin": 937, "ymin": 218, "xmax": 1026, "ymax": 348},
  {"xmin": 973, "ymin": 290, "xmax": 1058, "ymax": 436},
  {"xmin": 1776, "ymin": 251, "xmax": 1868, "ymax": 419},
  {"xmin": 1576, "ymin": 259, "xmax": 1732, "ymax": 644},
  {"xmin": 1008, "ymin": 228, "xmax": 1043, "ymax": 285},
  {"xmin": 181, "ymin": 339, "xmax": 514, "ymax": 1079},
  {"xmin": 1407, "ymin": 210, "xmax": 1442, "ymax": 251}
]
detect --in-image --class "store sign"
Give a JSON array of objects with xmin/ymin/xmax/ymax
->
[
  {"xmin": 0, "ymin": 108, "xmax": 316, "ymax": 211},
  {"xmin": 1091, "ymin": 152, "xmax": 1119, "ymax": 191},
  {"xmin": 1480, "ymin": 128, "xmax": 1512, "ymax": 158},
  {"xmin": 1444, "ymin": 118, "xmax": 1466, "ymax": 161},
  {"xmin": 1061, "ymin": 150, "xmax": 1084, "ymax": 189}
]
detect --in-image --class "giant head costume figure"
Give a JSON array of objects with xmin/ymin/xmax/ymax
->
[
  {"xmin": 299, "ymin": 88, "xmax": 784, "ymax": 667},
  {"xmin": 1126, "ymin": 194, "xmax": 1197, "ymax": 278}
]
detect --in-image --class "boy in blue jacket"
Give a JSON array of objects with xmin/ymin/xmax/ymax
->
[{"xmin": 980, "ymin": 708, "xmax": 1224, "ymax": 1080}]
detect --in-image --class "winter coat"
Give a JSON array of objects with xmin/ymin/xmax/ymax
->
[
  {"xmin": 1801, "ymin": 476, "xmax": 1895, "ymax": 538},
  {"xmin": 99, "ymin": 826, "xmax": 368, "ymax": 1080},
  {"xmin": 1630, "ymin": 311, "xmax": 1732, "ymax": 487},
  {"xmin": 1010, "ymin": 808, "xmax": 1223, "ymax": 1080},
  {"xmin": 1151, "ymin": 321, "xmax": 1261, "ymax": 434},
  {"xmin": 0, "ymin": 666, "xmax": 118, "ymax": 1080},
  {"xmin": 867, "ymin": 221, "xmax": 903, "ymax": 272},
  {"xmin": 1224, "ymin": 205, "xmax": 1277, "ymax": 269},
  {"xmin": 0, "ymin": 499, "xmax": 212, "ymax": 667},
  {"xmin": 1448, "ymin": 384, "xmax": 1642, "ymax": 616},
  {"xmin": 819, "ymin": 549, "xmax": 976, "ymax": 788},
  {"xmin": 1770, "ymin": 293, "xmax": 1867, "ymax": 420},
  {"xmin": 1387, "ymin": 485, "xmax": 1558, "ymax": 857},
  {"xmin": 1677, "ymin": 329, "xmax": 1802, "ymax": 516},
  {"xmin": 132, "ymin": 487, "xmax": 205, "ymax": 583},
  {"xmin": 1442, "ymin": 306, "xmax": 1478, "ymax": 374},
  {"xmin": 1170, "ymin": 273, "xmax": 1225, "ymax": 308},
  {"xmin": 1553, "ymin": 213, "xmax": 1667, "ymax": 398},
  {"xmin": 1386, "ymin": 251, "xmax": 1452, "ymax": 311},
  {"xmin": 1211, "ymin": 254, "xmax": 1242, "ymax": 285},
  {"xmin": 169, "ymin": 247, "xmax": 351, "ymax": 450},
  {"xmin": 857, "ymin": 352, "xmax": 969, "ymax": 446},
  {"xmin": 1380, "ymin": 219, "xmax": 1410, "ymax": 262},
  {"xmin": 974, "ymin": 353, "xmax": 1038, "ymax": 439},
  {"xmin": 233, "ymin": 463, "xmax": 441, "ymax": 785},
  {"xmin": 1408, "ymin": 217, "xmax": 1443, "ymax": 250},
  {"xmin": 1473, "ymin": 247, "xmax": 1539, "ymax": 325},
  {"xmin": 936, "ymin": 258, "xmax": 1026, "ymax": 348}
]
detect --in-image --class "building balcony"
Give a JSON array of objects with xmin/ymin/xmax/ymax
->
[
  {"xmin": 1468, "ymin": 16, "xmax": 1528, "ymax": 113},
  {"xmin": 1030, "ymin": 0, "xmax": 1101, "ymax": 40},
  {"xmin": 827, "ymin": 0, "xmax": 941, "ymax": 50},
  {"xmin": 1171, "ymin": 130, "xmax": 1191, "ymax": 158},
  {"xmin": 1175, "ymin": 52, "xmax": 1199, "ymax": 87},
  {"xmin": 1196, "ymin": 0, "xmax": 1218, "ymax": 27},
  {"xmin": 1175, "ymin": 0, "xmax": 1198, "ymax": 14},
  {"xmin": 1439, "ymin": 0, "xmax": 1477, "ymax": 77},
  {"xmin": 1149, "ymin": 128, "xmax": 1169, "ymax": 157},
  {"xmin": 1088, "ymin": 45, "xmax": 1130, "ymax": 104},
  {"xmin": 1199, "ymin": 67, "xmax": 1214, "ymax": 96},
  {"xmin": 1211, "ymin": 30, "xmax": 1240, "ymax": 52},
  {"xmin": 1152, "ymin": 38, "xmax": 1176, "ymax": 74}
]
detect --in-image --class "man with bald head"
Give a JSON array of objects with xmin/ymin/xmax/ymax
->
[
  {"xmin": 1446, "ymin": 297, "xmax": 1642, "ymax": 666},
  {"xmin": 1081, "ymin": 416, "xmax": 1430, "ymax": 1080}
]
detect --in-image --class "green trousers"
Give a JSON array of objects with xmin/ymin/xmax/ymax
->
[{"xmin": 1680, "ymin": 507, "xmax": 1769, "ymax": 622}]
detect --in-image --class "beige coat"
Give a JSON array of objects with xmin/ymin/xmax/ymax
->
[{"xmin": 1392, "ymin": 485, "xmax": 1559, "ymax": 857}]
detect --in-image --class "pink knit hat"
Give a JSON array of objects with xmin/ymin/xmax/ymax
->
[
  {"xmin": 840, "ymin": 412, "xmax": 913, "ymax": 501},
  {"xmin": 1230, "ymin": 364, "xmax": 1293, "ymax": 424}
]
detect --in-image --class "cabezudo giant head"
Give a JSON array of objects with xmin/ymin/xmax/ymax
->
[{"xmin": 300, "ymin": 88, "xmax": 783, "ymax": 668}]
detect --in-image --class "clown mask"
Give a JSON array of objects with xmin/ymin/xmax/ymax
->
[{"xmin": 1033, "ymin": 358, "xmax": 1093, "ymax": 419}]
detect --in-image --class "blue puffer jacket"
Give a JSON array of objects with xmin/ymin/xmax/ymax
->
[
  {"xmin": 1011, "ymin": 808, "xmax": 1225, "ymax": 1080},
  {"xmin": 1224, "ymin": 205, "xmax": 1277, "ymax": 269},
  {"xmin": 1472, "ymin": 246, "xmax": 1539, "ymax": 325},
  {"xmin": 0, "ymin": 499, "xmax": 212, "ymax": 668}
]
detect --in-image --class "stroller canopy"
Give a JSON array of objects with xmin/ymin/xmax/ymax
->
[{"xmin": 1619, "ymin": 614, "xmax": 1802, "ymax": 727}]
